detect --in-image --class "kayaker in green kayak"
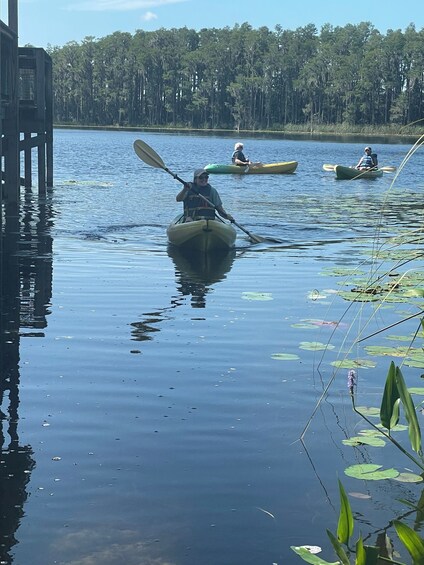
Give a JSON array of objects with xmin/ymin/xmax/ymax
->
[
  {"xmin": 356, "ymin": 146, "xmax": 378, "ymax": 170},
  {"xmin": 176, "ymin": 169, "xmax": 234, "ymax": 223},
  {"xmin": 231, "ymin": 142, "xmax": 252, "ymax": 166}
]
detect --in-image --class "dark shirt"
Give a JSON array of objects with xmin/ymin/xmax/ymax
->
[{"xmin": 232, "ymin": 149, "xmax": 248, "ymax": 165}]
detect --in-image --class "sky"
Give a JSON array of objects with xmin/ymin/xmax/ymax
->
[{"xmin": 2, "ymin": 0, "xmax": 423, "ymax": 49}]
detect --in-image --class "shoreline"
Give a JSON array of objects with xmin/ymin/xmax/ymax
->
[{"xmin": 54, "ymin": 124, "xmax": 421, "ymax": 145}]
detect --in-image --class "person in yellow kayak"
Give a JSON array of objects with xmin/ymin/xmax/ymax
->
[
  {"xmin": 231, "ymin": 142, "xmax": 252, "ymax": 166},
  {"xmin": 356, "ymin": 146, "xmax": 378, "ymax": 170},
  {"xmin": 176, "ymin": 169, "xmax": 234, "ymax": 223}
]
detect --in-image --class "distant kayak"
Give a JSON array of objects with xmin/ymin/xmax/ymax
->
[
  {"xmin": 167, "ymin": 214, "xmax": 237, "ymax": 252},
  {"xmin": 204, "ymin": 161, "xmax": 298, "ymax": 175},
  {"xmin": 334, "ymin": 165, "xmax": 384, "ymax": 180}
]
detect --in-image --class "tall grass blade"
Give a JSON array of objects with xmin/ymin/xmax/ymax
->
[
  {"xmin": 380, "ymin": 361, "xmax": 400, "ymax": 430},
  {"xmin": 327, "ymin": 530, "xmax": 350, "ymax": 565},
  {"xmin": 393, "ymin": 520, "xmax": 424, "ymax": 564},
  {"xmin": 395, "ymin": 365, "xmax": 422, "ymax": 455},
  {"xmin": 337, "ymin": 480, "xmax": 354, "ymax": 544},
  {"xmin": 355, "ymin": 536, "xmax": 379, "ymax": 565}
]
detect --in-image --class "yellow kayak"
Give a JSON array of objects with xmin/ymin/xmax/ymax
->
[
  {"xmin": 167, "ymin": 214, "xmax": 237, "ymax": 252},
  {"xmin": 204, "ymin": 162, "xmax": 298, "ymax": 174}
]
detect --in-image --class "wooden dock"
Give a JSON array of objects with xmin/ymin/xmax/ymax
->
[{"xmin": 1, "ymin": 0, "xmax": 53, "ymax": 203}]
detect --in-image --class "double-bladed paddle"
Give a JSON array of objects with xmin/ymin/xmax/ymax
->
[
  {"xmin": 323, "ymin": 164, "xmax": 396, "ymax": 172},
  {"xmin": 133, "ymin": 139, "xmax": 280, "ymax": 244}
]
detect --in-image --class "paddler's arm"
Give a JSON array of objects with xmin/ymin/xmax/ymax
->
[
  {"xmin": 176, "ymin": 183, "xmax": 191, "ymax": 201},
  {"xmin": 216, "ymin": 206, "xmax": 234, "ymax": 222}
]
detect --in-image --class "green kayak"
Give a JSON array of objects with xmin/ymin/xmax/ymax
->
[
  {"xmin": 204, "ymin": 161, "xmax": 298, "ymax": 175},
  {"xmin": 335, "ymin": 165, "xmax": 384, "ymax": 180}
]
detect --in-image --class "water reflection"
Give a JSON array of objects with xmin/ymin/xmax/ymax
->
[
  {"xmin": 0, "ymin": 194, "xmax": 53, "ymax": 563},
  {"xmin": 130, "ymin": 247, "xmax": 236, "ymax": 342},
  {"xmin": 168, "ymin": 245, "xmax": 236, "ymax": 308}
]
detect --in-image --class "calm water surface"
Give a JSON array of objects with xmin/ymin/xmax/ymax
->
[{"xmin": 1, "ymin": 130, "xmax": 424, "ymax": 565}]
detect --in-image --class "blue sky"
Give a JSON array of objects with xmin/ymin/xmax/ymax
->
[{"xmin": 6, "ymin": 0, "xmax": 424, "ymax": 48}]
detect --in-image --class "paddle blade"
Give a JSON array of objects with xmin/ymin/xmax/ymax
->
[
  {"xmin": 381, "ymin": 166, "xmax": 397, "ymax": 172},
  {"xmin": 323, "ymin": 164, "xmax": 336, "ymax": 171},
  {"xmin": 133, "ymin": 139, "xmax": 166, "ymax": 170}
]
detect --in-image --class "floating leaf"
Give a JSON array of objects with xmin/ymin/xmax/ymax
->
[
  {"xmin": 376, "ymin": 423, "xmax": 408, "ymax": 432},
  {"xmin": 408, "ymin": 388, "xmax": 424, "ymax": 395},
  {"xmin": 342, "ymin": 436, "xmax": 385, "ymax": 447},
  {"xmin": 291, "ymin": 323, "xmax": 319, "ymax": 329},
  {"xmin": 331, "ymin": 359, "xmax": 376, "ymax": 369},
  {"xmin": 308, "ymin": 290, "xmax": 328, "ymax": 300},
  {"xmin": 393, "ymin": 472, "xmax": 423, "ymax": 483},
  {"xmin": 356, "ymin": 406, "xmax": 380, "ymax": 417},
  {"xmin": 271, "ymin": 353, "xmax": 300, "ymax": 361},
  {"xmin": 321, "ymin": 267, "xmax": 365, "ymax": 277},
  {"xmin": 301, "ymin": 546, "xmax": 322, "ymax": 554},
  {"xmin": 290, "ymin": 546, "xmax": 339, "ymax": 565},
  {"xmin": 364, "ymin": 345, "xmax": 414, "ymax": 357},
  {"xmin": 344, "ymin": 463, "xmax": 399, "ymax": 480},
  {"xmin": 358, "ymin": 429, "xmax": 385, "ymax": 437},
  {"xmin": 299, "ymin": 341, "xmax": 335, "ymax": 351},
  {"xmin": 386, "ymin": 334, "xmax": 416, "ymax": 342},
  {"xmin": 404, "ymin": 358, "xmax": 424, "ymax": 369},
  {"xmin": 241, "ymin": 292, "xmax": 273, "ymax": 301},
  {"xmin": 338, "ymin": 290, "xmax": 380, "ymax": 302},
  {"xmin": 349, "ymin": 492, "xmax": 372, "ymax": 499},
  {"xmin": 404, "ymin": 352, "xmax": 424, "ymax": 369}
]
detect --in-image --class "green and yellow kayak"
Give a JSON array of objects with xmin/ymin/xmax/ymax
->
[
  {"xmin": 204, "ymin": 161, "xmax": 298, "ymax": 175},
  {"xmin": 167, "ymin": 214, "xmax": 237, "ymax": 252},
  {"xmin": 334, "ymin": 165, "xmax": 384, "ymax": 180}
]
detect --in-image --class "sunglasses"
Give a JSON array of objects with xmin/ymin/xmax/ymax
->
[{"xmin": 198, "ymin": 175, "xmax": 209, "ymax": 180}]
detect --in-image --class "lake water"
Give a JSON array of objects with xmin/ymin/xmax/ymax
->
[{"xmin": 1, "ymin": 130, "xmax": 424, "ymax": 565}]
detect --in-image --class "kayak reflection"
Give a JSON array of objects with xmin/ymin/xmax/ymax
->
[{"xmin": 167, "ymin": 245, "xmax": 236, "ymax": 308}]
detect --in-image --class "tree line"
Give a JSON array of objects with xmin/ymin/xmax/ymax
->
[{"xmin": 46, "ymin": 21, "xmax": 424, "ymax": 131}]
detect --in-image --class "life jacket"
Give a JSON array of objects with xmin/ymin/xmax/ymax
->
[
  {"xmin": 184, "ymin": 184, "xmax": 216, "ymax": 220},
  {"xmin": 359, "ymin": 154, "xmax": 375, "ymax": 168}
]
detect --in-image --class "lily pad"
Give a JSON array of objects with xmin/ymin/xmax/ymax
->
[
  {"xmin": 358, "ymin": 429, "xmax": 385, "ymax": 437},
  {"xmin": 342, "ymin": 435, "xmax": 386, "ymax": 447},
  {"xmin": 408, "ymin": 388, "xmax": 424, "ymax": 395},
  {"xmin": 331, "ymin": 359, "xmax": 377, "ymax": 369},
  {"xmin": 307, "ymin": 290, "xmax": 327, "ymax": 300},
  {"xmin": 385, "ymin": 334, "xmax": 415, "ymax": 342},
  {"xmin": 393, "ymin": 472, "xmax": 423, "ymax": 483},
  {"xmin": 404, "ymin": 352, "xmax": 424, "ymax": 369},
  {"xmin": 344, "ymin": 463, "xmax": 399, "ymax": 481},
  {"xmin": 338, "ymin": 290, "xmax": 380, "ymax": 302},
  {"xmin": 349, "ymin": 492, "xmax": 372, "ymax": 499},
  {"xmin": 291, "ymin": 546, "xmax": 338, "ymax": 565},
  {"xmin": 271, "ymin": 353, "xmax": 300, "ymax": 361},
  {"xmin": 241, "ymin": 292, "xmax": 273, "ymax": 301},
  {"xmin": 299, "ymin": 341, "xmax": 335, "ymax": 351},
  {"xmin": 321, "ymin": 267, "xmax": 365, "ymax": 277},
  {"xmin": 364, "ymin": 345, "xmax": 415, "ymax": 357},
  {"xmin": 355, "ymin": 406, "xmax": 380, "ymax": 416}
]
